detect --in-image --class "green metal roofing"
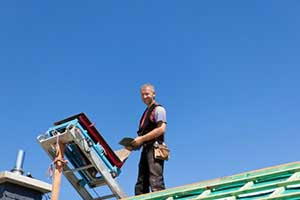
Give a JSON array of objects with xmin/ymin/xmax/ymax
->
[{"xmin": 122, "ymin": 162, "xmax": 300, "ymax": 200}]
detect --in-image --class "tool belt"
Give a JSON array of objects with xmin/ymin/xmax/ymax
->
[{"xmin": 153, "ymin": 141, "xmax": 170, "ymax": 161}]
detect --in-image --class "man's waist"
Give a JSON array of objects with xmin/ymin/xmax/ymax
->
[{"xmin": 143, "ymin": 139, "xmax": 164, "ymax": 147}]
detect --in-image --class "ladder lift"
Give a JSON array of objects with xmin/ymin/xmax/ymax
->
[{"xmin": 37, "ymin": 113, "xmax": 127, "ymax": 200}]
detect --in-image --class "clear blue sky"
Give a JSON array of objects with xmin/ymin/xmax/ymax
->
[{"xmin": 1, "ymin": 1, "xmax": 300, "ymax": 199}]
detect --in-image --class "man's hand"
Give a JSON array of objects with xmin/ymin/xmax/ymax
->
[{"xmin": 131, "ymin": 136, "xmax": 144, "ymax": 148}]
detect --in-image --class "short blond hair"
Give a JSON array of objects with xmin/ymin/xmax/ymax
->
[{"xmin": 140, "ymin": 83, "xmax": 156, "ymax": 93}]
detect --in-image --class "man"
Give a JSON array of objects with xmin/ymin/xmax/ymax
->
[{"xmin": 131, "ymin": 83, "xmax": 167, "ymax": 195}]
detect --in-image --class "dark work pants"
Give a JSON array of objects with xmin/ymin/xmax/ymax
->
[{"xmin": 134, "ymin": 145, "xmax": 165, "ymax": 195}]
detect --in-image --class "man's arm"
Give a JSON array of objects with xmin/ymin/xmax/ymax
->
[{"xmin": 131, "ymin": 121, "xmax": 166, "ymax": 147}]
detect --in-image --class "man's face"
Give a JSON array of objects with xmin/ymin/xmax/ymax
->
[{"xmin": 140, "ymin": 86, "xmax": 155, "ymax": 106}]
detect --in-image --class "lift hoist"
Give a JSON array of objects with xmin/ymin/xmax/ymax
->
[{"xmin": 37, "ymin": 113, "xmax": 128, "ymax": 200}]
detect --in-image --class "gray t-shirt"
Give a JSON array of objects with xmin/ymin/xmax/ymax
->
[{"xmin": 154, "ymin": 106, "xmax": 167, "ymax": 123}]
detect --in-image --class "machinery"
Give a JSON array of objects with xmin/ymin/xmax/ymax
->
[{"xmin": 37, "ymin": 113, "xmax": 127, "ymax": 200}]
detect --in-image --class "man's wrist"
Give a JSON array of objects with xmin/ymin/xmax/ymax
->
[{"xmin": 140, "ymin": 135, "xmax": 145, "ymax": 143}]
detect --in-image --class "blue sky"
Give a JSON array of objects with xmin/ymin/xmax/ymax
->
[{"xmin": 1, "ymin": 1, "xmax": 300, "ymax": 199}]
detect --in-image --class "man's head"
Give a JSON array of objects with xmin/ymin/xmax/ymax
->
[{"xmin": 140, "ymin": 83, "xmax": 156, "ymax": 106}]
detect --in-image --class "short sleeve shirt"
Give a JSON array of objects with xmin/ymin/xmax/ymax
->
[{"xmin": 152, "ymin": 106, "xmax": 167, "ymax": 123}]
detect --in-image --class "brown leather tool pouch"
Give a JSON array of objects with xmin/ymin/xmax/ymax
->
[{"xmin": 153, "ymin": 142, "xmax": 170, "ymax": 161}]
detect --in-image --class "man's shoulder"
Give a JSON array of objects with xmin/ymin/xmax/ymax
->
[
  {"xmin": 154, "ymin": 103, "xmax": 165, "ymax": 109},
  {"xmin": 153, "ymin": 105, "xmax": 167, "ymax": 123},
  {"xmin": 154, "ymin": 105, "xmax": 166, "ymax": 114}
]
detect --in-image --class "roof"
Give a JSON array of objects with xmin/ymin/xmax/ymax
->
[{"xmin": 122, "ymin": 162, "xmax": 300, "ymax": 200}]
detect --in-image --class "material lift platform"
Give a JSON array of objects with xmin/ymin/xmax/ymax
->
[{"xmin": 37, "ymin": 113, "xmax": 127, "ymax": 200}]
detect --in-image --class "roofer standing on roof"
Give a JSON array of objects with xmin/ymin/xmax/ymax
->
[{"xmin": 131, "ymin": 83, "xmax": 167, "ymax": 195}]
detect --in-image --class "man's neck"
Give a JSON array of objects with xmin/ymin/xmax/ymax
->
[{"xmin": 147, "ymin": 101, "xmax": 156, "ymax": 108}]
